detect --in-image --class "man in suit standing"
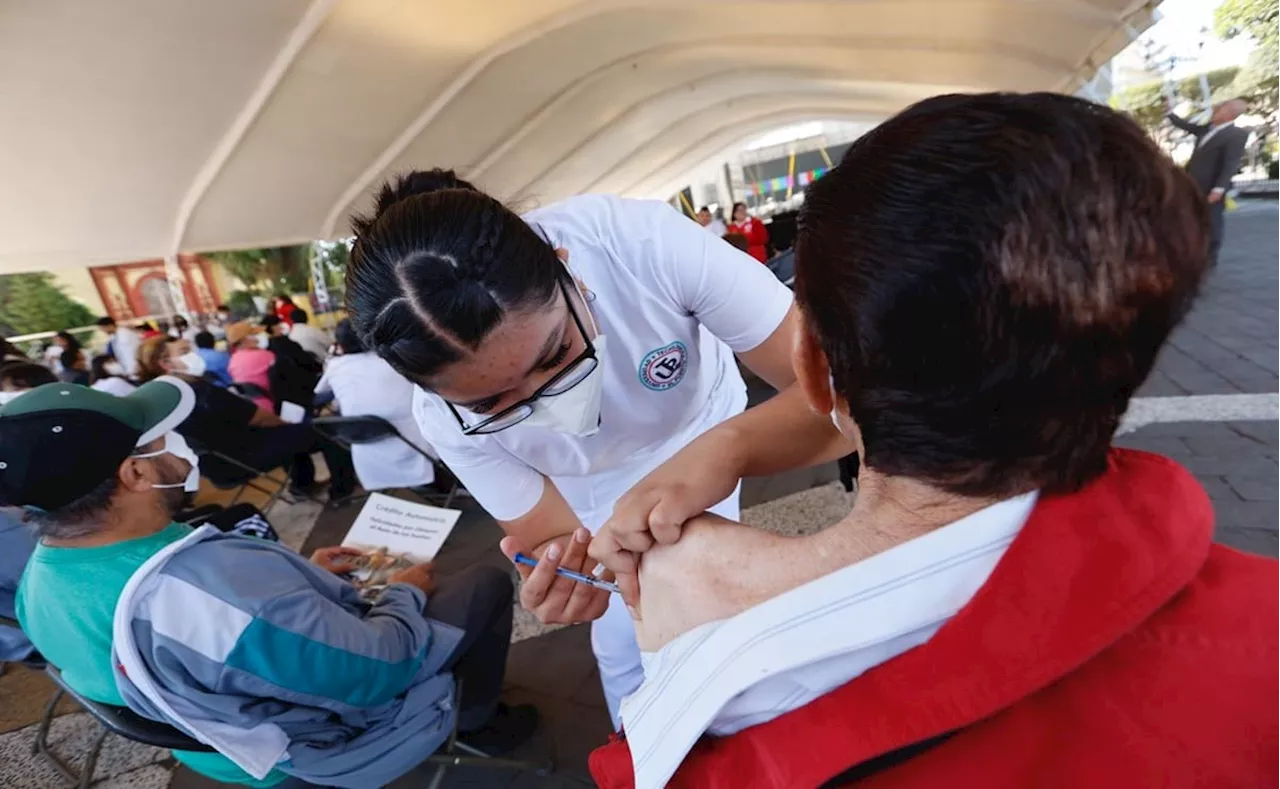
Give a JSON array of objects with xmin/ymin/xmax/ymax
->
[{"xmin": 1168, "ymin": 98, "xmax": 1250, "ymax": 265}]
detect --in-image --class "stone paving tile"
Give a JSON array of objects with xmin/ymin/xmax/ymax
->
[{"xmin": 1114, "ymin": 421, "xmax": 1277, "ymax": 558}]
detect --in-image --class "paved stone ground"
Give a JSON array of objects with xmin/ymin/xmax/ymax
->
[
  {"xmin": 3, "ymin": 202, "xmax": 1274, "ymax": 789},
  {"xmin": 1124, "ymin": 201, "xmax": 1278, "ymax": 553}
]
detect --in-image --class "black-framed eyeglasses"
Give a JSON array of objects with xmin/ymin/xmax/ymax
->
[{"xmin": 445, "ymin": 275, "xmax": 598, "ymax": 435}]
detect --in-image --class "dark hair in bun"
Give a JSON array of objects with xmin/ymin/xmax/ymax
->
[{"xmin": 345, "ymin": 169, "xmax": 561, "ymax": 383}]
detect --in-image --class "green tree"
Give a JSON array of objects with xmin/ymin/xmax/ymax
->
[
  {"xmin": 0, "ymin": 273, "xmax": 95, "ymax": 335},
  {"xmin": 1215, "ymin": 0, "xmax": 1278, "ymax": 50},
  {"xmin": 205, "ymin": 245, "xmax": 312, "ymax": 296},
  {"xmin": 1214, "ymin": 0, "xmax": 1280, "ymax": 116}
]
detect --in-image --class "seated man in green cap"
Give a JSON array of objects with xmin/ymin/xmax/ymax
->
[{"xmin": 1, "ymin": 378, "xmax": 535, "ymax": 788}]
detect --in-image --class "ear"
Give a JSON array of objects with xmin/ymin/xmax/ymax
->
[
  {"xmin": 117, "ymin": 454, "xmax": 156, "ymax": 494},
  {"xmin": 792, "ymin": 317, "xmax": 833, "ymax": 416}
]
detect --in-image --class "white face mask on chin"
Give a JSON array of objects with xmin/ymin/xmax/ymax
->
[
  {"xmin": 135, "ymin": 432, "xmax": 201, "ymax": 493},
  {"xmin": 520, "ymin": 334, "xmax": 607, "ymax": 437}
]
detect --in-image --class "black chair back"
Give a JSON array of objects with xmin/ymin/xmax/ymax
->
[
  {"xmin": 228, "ymin": 381, "xmax": 269, "ymax": 402},
  {"xmin": 313, "ymin": 415, "xmax": 405, "ymax": 448},
  {"xmin": 44, "ymin": 665, "xmax": 216, "ymax": 752}
]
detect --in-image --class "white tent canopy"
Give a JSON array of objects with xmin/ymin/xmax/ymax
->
[{"xmin": 0, "ymin": 0, "xmax": 1152, "ymax": 273}]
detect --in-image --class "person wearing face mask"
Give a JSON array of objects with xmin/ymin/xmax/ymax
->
[
  {"xmin": 136, "ymin": 334, "xmax": 357, "ymax": 502},
  {"xmin": 224, "ymin": 322, "xmax": 277, "ymax": 411},
  {"xmin": 90, "ymin": 354, "xmax": 138, "ymax": 396},
  {"xmin": 3, "ymin": 378, "xmax": 536, "ymax": 787},
  {"xmin": 345, "ymin": 169, "xmax": 798, "ymax": 724}
]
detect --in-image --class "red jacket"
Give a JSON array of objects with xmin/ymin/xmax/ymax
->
[
  {"xmin": 590, "ymin": 449, "xmax": 1278, "ymax": 788},
  {"xmin": 728, "ymin": 217, "xmax": 770, "ymax": 263}
]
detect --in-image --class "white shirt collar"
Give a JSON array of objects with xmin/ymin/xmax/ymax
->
[{"xmin": 621, "ymin": 490, "xmax": 1039, "ymax": 789}]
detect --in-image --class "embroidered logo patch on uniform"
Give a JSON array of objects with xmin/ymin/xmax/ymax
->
[{"xmin": 639, "ymin": 341, "xmax": 687, "ymax": 391}]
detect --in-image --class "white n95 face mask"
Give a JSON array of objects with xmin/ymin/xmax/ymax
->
[
  {"xmin": 521, "ymin": 334, "xmax": 607, "ymax": 437},
  {"xmin": 135, "ymin": 432, "xmax": 201, "ymax": 493},
  {"xmin": 255, "ymin": 334, "xmax": 270, "ymax": 349},
  {"xmin": 178, "ymin": 351, "xmax": 207, "ymax": 377}
]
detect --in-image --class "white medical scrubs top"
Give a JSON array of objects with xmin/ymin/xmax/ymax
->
[
  {"xmin": 412, "ymin": 194, "xmax": 794, "ymax": 528},
  {"xmin": 316, "ymin": 352, "xmax": 438, "ymax": 491}
]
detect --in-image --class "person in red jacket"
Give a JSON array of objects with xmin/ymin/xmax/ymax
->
[
  {"xmin": 727, "ymin": 202, "xmax": 770, "ymax": 262},
  {"xmin": 588, "ymin": 93, "xmax": 1278, "ymax": 789}
]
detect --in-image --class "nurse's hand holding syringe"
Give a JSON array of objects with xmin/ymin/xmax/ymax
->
[{"xmin": 500, "ymin": 524, "xmax": 614, "ymax": 625}]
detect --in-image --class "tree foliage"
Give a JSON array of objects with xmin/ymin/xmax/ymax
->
[
  {"xmin": 1214, "ymin": 0, "xmax": 1280, "ymax": 117},
  {"xmin": 1215, "ymin": 0, "xmax": 1278, "ymax": 51},
  {"xmin": 204, "ymin": 245, "xmax": 312, "ymax": 296},
  {"xmin": 0, "ymin": 273, "xmax": 96, "ymax": 335}
]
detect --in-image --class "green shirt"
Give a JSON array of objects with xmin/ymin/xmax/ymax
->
[{"xmin": 16, "ymin": 523, "xmax": 286, "ymax": 787}]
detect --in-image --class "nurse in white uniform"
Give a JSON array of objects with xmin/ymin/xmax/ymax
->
[{"xmin": 344, "ymin": 169, "xmax": 797, "ymax": 723}]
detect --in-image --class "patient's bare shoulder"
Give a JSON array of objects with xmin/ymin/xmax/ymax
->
[{"xmin": 634, "ymin": 514, "xmax": 791, "ymax": 652}]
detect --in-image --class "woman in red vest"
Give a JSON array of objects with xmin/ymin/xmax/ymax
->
[
  {"xmin": 726, "ymin": 202, "xmax": 769, "ymax": 263},
  {"xmin": 588, "ymin": 93, "xmax": 1277, "ymax": 789}
]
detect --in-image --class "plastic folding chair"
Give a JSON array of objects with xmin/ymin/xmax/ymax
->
[{"xmin": 312, "ymin": 415, "xmax": 460, "ymax": 508}]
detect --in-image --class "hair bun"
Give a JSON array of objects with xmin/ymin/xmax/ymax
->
[{"xmin": 352, "ymin": 169, "xmax": 479, "ymax": 236}]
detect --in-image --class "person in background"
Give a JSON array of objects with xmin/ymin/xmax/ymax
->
[
  {"xmin": 90, "ymin": 354, "xmax": 138, "ymax": 397},
  {"xmin": 193, "ymin": 331, "xmax": 233, "ymax": 387},
  {"xmin": 0, "ymin": 362, "xmax": 57, "ymax": 400},
  {"xmin": 210, "ymin": 304, "xmax": 233, "ymax": 339},
  {"xmin": 726, "ymin": 202, "xmax": 769, "ymax": 263},
  {"xmin": 1, "ymin": 339, "xmax": 28, "ymax": 363},
  {"xmin": 1168, "ymin": 97, "xmax": 1250, "ymax": 265},
  {"xmin": 260, "ymin": 315, "xmax": 324, "ymax": 417},
  {"xmin": 695, "ymin": 206, "xmax": 727, "ymax": 238},
  {"xmin": 171, "ymin": 315, "xmax": 201, "ymax": 343},
  {"xmin": 271, "ymin": 295, "xmax": 297, "ymax": 326},
  {"xmin": 721, "ymin": 232, "xmax": 750, "ymax": 255},
  {"xmin": 97, "ymin": 316, "xmax": 142, "ymax": 377},
  {"xmin": 58, "ymin": 348, "xmax": 90, "ymax": 386},
  {"xmin": 287, "ymin": 308, "xmax": 332, "ymax": 364},
  {"xmin": 3, "ymin": 379, "xmax": 536, "ymax": 788},
  {"xmin": 224, "ymin": 322, "xmax": 276, "ymax": 412},
  {"xmin": 0, "ymin": 506, "xmax": 37, "ymax": 667},
  {"xmin": 137, "ymin": 336, "xmax": 357, "ymax": 501},
  {"xmin": 315, "ymin": 319, "xmax": 442, "ymax": 492},
  {"xmin": 261, "ymin": 315, "xmax": 323, "ymax": 375}
]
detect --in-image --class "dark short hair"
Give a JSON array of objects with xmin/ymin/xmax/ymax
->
[
  {"xmin": 722, "ymin": 232, "xmax": 749, "ymax": 253},
  {"xmin": 193, "ymin": 331, "xmax": 216, "ymax": 349},
  {"xmin": 90, "ymin": 354, "xmax": 116, "ymax": 381},
  {"xmin": 334, "ymin": 319, "xmax": 366, "ymax": 355},
  {"xmin": 795, "ymin": 92, "xmax": 1208, "ymax": 496},
  {"xmin": 0, "ymin": 362, "xmax": 58, "ymax": 390},
  {"xmin": 346, "ymin": 168, "xmax": 562, "ymax": 383},
  {"xmin": 95, "ymin": 316, "xmax": 116, "ymax": 328},
  {"xmin": 174, "ymin": 315, "xmax": 189, "ymax": 328},
  {"xmin": 260, "ymin": 315, "xmax": 282, "ymax": 329},
  {"xmin": 26, "ymin": 476, "xmax": 119, "ymax": 539},
  {"xmin": 216, "ymin": 304, "xmax": 229, "ymax": 312},
  {"xmin": 289, "ymin": 307, "xmax": 308, "ymax": 324}
]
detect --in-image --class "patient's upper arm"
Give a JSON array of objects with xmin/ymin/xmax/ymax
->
[{"xmin": 634, "ymin": 515, "xmax": 802, "ymax": 652}]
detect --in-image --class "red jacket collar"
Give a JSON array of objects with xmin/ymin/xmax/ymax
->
[{"xmin": 591, "ymin": 448, "xmax": 1215, "ymax": 788}]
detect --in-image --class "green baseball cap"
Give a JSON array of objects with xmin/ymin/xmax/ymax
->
[{"xmin": 0, "ymin": 376, "xmax": 195, "ymax": 511}]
